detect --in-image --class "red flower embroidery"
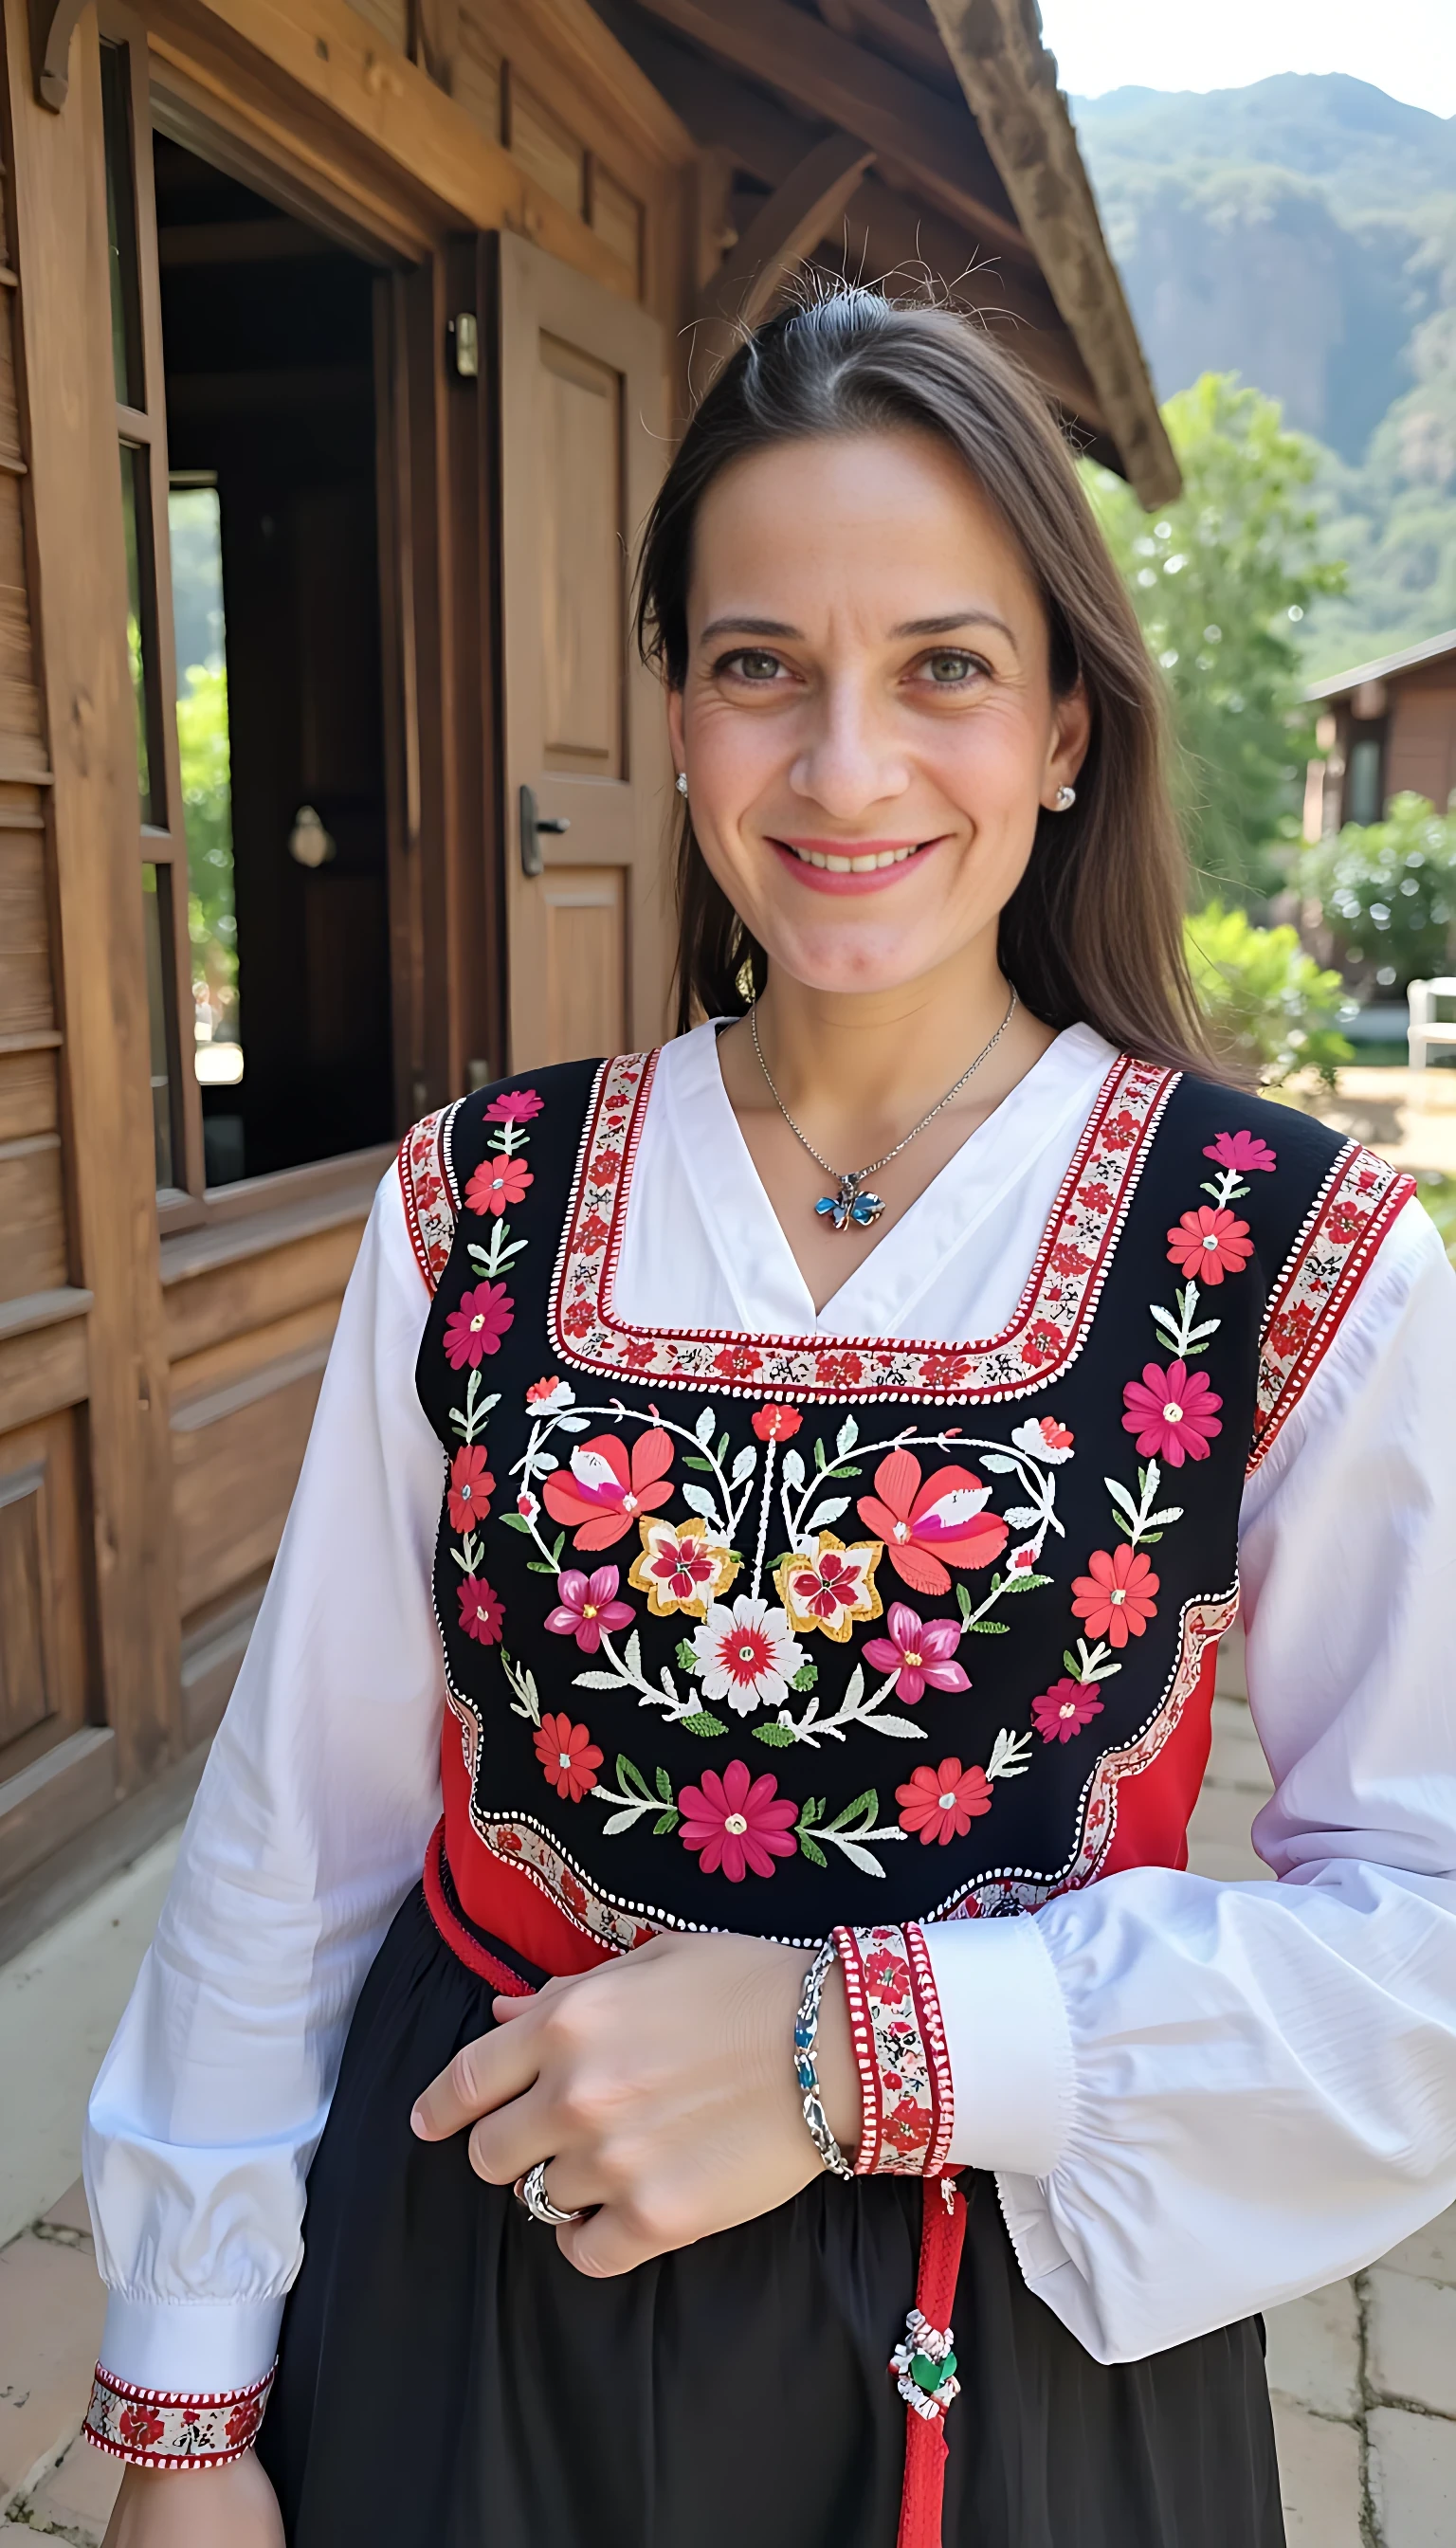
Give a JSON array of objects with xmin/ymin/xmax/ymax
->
[
  {"xmin": 589, "ymin": 1147, "xmax": 624, "ymax": 1186},
  {"xmin": 560, "ymin": 1299, "xmax": 594, "ymax": 1339},
  {"xmin": 678, "ymin": 1759, "xmax": 799, "ymax": 1881},
  {"xmin": 1166, "ymin": 1206, "xmax": 1252, "ymax": 1284},
  {"xmin": 543, "ymin": 1565, "xmax": 635, "ymax": 1653},
  {"xmin": 118, "ymin": 2402, "xmax": 166, "ymax": 2449},
  {"xmin": 226, "ymin": 2396, "xmax": 264, "ymax": 2448},
  {"xmin": 918, "ymin": 1351, "xmax": 972, "ymax": 1392},
  {"xmin": 1103, "ymin": 1107, "xmax": 1140, "ymax": 1147},
  {"xmin": 862, "ymin": 1602, "xmax": 969, "ymax": 1702},
  {"xmin": 863, "ymin": 1943, "xmax": 911, "ymax": 2001},
  {"xmin": 713, "ymin": 1342, "xmax": 765, "ymax": 1383},
  {"xmin": 577, "ymin": 1210, "xmax": 612, "ymax": 1252},
  {"xmin": 457, "ymin": 1574, "xmax": 504, "ymax": 1645},
  {"xmin": 1050, "ymin": 1242, "xmax": 1092, "ymax": 1277},
  {"xmin": 1022, "ymin": 1318, "xmax": 1064, "ymax": 1368},
  {"xmin": 412, "ymin": 1169, "xmax": 443, "ymax": 1214},
  {"xmin": 816, "ymin": 1351, "xmax": 864, "ymax": 1390},
  {"xmin": 1078, "ymin": 1181, "xmax": 1113, "ymax": 1211},
  {"xmin": 443, "ymin": 1281, "xmax": 515, "ymax": 1368},
  {"xmin": 623, "ymin": 1337, "xmax": 657, "ymax": 1369},
  {"xmin": 534, "ymin": 1712, "xmax": 604, "ymax": 1801},
  {"xmin": 1120, "ymin": 1358, "xmax": 1223, "ymax": 1466},
  {"xmin": 1070, "ymin": 1545, "xmax": 1158, "ymax": 1647},
  {"xmin": 896, "ymin": 1756, "xmax": 993, "ymax": 1845},
  {"xmin": 1031, "ymin": 1678, "xmax": 1104, "ymax": 1742},
  {"xmin": 484, "ymin": 1088, "xmax": 543, "ymax": 1123},
  {"xmin": 1204, "ymin": 1129, "xmax": 1277, "ymax": 1174},
  {"xmin": 751, "ymin": 1403, "xmax": 801, "ymax": 1442},
  {"xmin": 542, "ymin": 1429, "xmax": 675, "ymax": 1550},
  {"xmin": 858, "ymin": 1449, "xmax": 1008, "ymax": 1595},
  {"xmin": 883, "ymin": 2097, "xmax": 928, "ymax": 2152},
  {"xmin": 447, "ymin": 1445, "xmax": 494, "ymax": 1531},
  {"xmin": 464, "ymin": 1154, "xmax": 533, "ymax": 1216}
]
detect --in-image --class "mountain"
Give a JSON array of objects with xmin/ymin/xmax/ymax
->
[{"xmin": 1068, "ymin": 75, "xmax": 1456, "ymax": 674}]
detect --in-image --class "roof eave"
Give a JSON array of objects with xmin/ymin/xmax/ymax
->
[{"xmin": 1306, "ymin": 627, "xmax": 1456, "ymax": 703}]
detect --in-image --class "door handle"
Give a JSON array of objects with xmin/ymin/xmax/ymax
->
[{"xmin": 519, "ymin": 784, "xmax": 571, "ymax": 877}]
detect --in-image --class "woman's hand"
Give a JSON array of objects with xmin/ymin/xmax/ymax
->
[
  {"xmin": 410, "ymin": 1931, "xmax": 862, "ymax": 2276},
  {"xmin": 100, "ymin": 2451, "xmax": 283, "ymax": 2546}
]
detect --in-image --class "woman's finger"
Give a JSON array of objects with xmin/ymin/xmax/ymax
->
[
  {"xmin": 555, "ymin": 2197, "xmax": 671, "ymax": 2281},
  {"xmin": 464, "ymin": 2080, "xmax": 567, "ymax": 2187},
  {"xmin": 410, "ymin": 2016, "xmax": 541, "ymax": 2140}
]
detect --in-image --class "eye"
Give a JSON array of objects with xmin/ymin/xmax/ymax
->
[
  {"xmin": 919, "ymin": 649, "xmax": 984, "ymax": 686},
  {"xmin": 720, "ymin": 648, "xmax": 786, "ymax": 683}
]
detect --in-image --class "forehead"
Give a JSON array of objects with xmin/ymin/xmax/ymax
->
[{"xmin": 687, "ymin": 427, "xmax": 1040, "ymax": 625}]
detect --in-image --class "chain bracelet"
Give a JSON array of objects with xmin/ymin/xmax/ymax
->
[{"xmin": 794, "ymin": 1937, "xmax": 855, "ymax": 2182}]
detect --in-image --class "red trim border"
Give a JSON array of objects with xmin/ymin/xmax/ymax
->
[
  {"xmin": 834, "ymin": 1923, "xmax": 954, "ymax": 2176},
  {"xmin": 1250, "ymin": 1141, "xmax": 1415, "ymax": 1472},
  {"xmin": 83, "ymin": 2361, "xmax": 275, "ymax": 2472},
  {"xmin": 422, "ymin": 1819, "xmax": 536, "ymax": 1995},
  {"xmin": 397, "ymin": 1101, "xmax": 462, "ymax": 1296}
]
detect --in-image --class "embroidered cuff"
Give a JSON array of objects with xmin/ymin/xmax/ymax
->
[
  {"xmin": 832, "ymin": 1922, "xmax": 954, "ymax": 2175},
  {"xmin": 83, "ymin": 2362, "xmax": 275, "ymax": 2471}
]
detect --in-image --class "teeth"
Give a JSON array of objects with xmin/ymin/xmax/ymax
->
[{"xmin": 791, "ymin": 844, "xmax": 919, "ymax": 871}]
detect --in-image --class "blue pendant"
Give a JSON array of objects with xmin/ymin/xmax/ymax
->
[{"xmin": 815, "ymin": 1178, "xmax": 886, "ymax": 1232}]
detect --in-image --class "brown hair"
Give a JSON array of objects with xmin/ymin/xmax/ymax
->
[{"xmin": 635, "ymin": 288, "xmax": 1215, "ymax": 1073}]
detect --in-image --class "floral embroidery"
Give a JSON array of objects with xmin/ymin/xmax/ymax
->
[
  {"xmin": 1252, "ymin": 1141, "xmax": 1414, "ymax": 1470},
  {"xmin": 485, "ymin": 1088, "xmax": 544, "ymax": 1124},
  {"xmin": 444, "ymin": 1281, "xmax": 515, "ymax": 1369},
  {"xmin": 629, "ymin": 1516, "xmax": 739, "ymax": 1618},
  {"xmin": 861, "ymin": 1603, "xmax": 969, "ymax": 1703},
  {"xmin": 397, "ymin": 1102, "xmax": 461, "ymax": 1290},
  {"xmin": 534, "ymin": 1713, "xmax": 603, "ymax": 1800},
  {"xmin": 690, "ymin": 1596, "xmax": 807, "ymax": 1718},
  {"xmin": 1205, "ymin": 1129, "xmax": 1277, "ymax": 1177},
  {"xmin": 465, "ymin": 1153, "xmax": 534, "ymax": 1215},
  {"xmin": 542, "ymin": 1429, "xmax": 675, "ymax": 1549},
  {"xmin": 1121, "ymin": 1359, "xmax": 1223, "ymax": 1466},
  {"xmin": 458, "ymin": 1574, "xmax": 505, "ymax": 1646},
  {"xmin": 897, "ymin": 1758, "xmax": 992, "ymax": 1844},
  {"xmin": 1071, "ymin": 1545, "xmax": 1159, "ymax": 1647},
  {"xmin": 1166, "ymin": 1205, "xmax": 1252, "ymax": 1285},
  {"xmin": 857, "ymin": 1450, "xmax": 1007, "ymax": 1596},
  {"xmin": 526, "ymin": 1374, "xmax": 573, "ymax": 1410},
  {"xmin": 752, "ymin": 1403, "xmax": 802, "ymax": 1441},
  {"xmin": 1031, "ymin": 1678, "xmax": 1104, "ymax": 1742},
  {"xmin": 678, "ymin": 1759, "xmax": 799, "ymax": 1879},
  {"xmin": 774, "ymin": 1533, "xmax": 883, "ymax": 1641},
  {"xmin": 1011, "ymin": 1412, "xmax": 1074, "ymax": 1460},
  {"xmin": 834, "ymin": 1922, "xmax": 954, "ymax": 2175},
  {"xmin": 549, "ymin": 1048, "xmax": 1174, "ymax": 1401},
  {"xmin": 84, "ymin": 2365, "xmax": 275, "ymax": 2471},
  {"xmin": 544, "ymin": 1567, "xmax": 635, "ymax": 1654},
  {"xmin": 447, "ymin": 1445, "xmax": 494, "ymax": 1532}
]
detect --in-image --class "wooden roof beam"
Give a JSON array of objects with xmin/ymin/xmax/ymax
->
[
  {"xmin": 922, "ymin": 0, "xmax": 1179, "ymax": 506},
  {"xmin": 692, "ymin": 129, "xmax": 874, "ymax": 379},
  {"xmin": 629, "ymin": 0, "xmax": 1036, "ymax": 264}
]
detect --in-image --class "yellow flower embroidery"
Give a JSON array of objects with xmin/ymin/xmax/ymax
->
[
  {"xmin": 774, "ymin": 1532, "xmax": 883, "ymax": 1643},
  {"xmin": 628, "ymin": 1515, "xmax": 739, "ymax": 1620}
]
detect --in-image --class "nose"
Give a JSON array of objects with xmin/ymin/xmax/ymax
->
[{"xmin": 788, "ymin": 674, "xmax": 910, "ymax": 821}]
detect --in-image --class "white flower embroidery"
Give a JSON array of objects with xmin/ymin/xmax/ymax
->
[{"xmin": 690, "ymin": 1595, "xmax": 807, "ymax": 1719}]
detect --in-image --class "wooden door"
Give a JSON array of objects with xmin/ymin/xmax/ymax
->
[{"xmin": 496, "ymin": 231, "xmax": 671, "ymax": 1070}]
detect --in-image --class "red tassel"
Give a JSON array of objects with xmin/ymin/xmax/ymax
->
[{"xmin": 893, "ymin": 2175, "xmax": 969, "ymax": 2548}]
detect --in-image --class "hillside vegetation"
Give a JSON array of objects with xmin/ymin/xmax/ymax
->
[{"xmin": 1070, "ymin": 75, "xmax": 1456, "ymax": 675}]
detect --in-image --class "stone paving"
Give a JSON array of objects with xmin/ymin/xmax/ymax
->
[{"xmin": 1, "ymin": 1674, "xmax": 1451, "ymax": 2542}]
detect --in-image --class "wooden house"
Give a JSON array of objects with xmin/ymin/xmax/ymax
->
[
  {"xmin": 1305, "ymin": 628, "xmax": 1456, "ymax": 839},
  {"xmin": 0, "ymin": 0, "xmax": 1174, "ymax": 1946}
]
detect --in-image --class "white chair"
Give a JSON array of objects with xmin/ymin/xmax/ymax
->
[{"xmin": 1407, "ymin": 979, "xmax": 1456, "ymax": 1071}]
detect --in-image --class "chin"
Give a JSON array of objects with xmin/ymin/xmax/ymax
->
[{"xmin": 763, "ymin": 920, "xmax": 951, "ymax": 996}]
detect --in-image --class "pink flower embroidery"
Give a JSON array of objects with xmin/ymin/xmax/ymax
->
[
  {"xmin": 1120, "ymin": 1358, "xmax": 1224, "ymax": 1466},
  {"xmin": 484, "ymin": 1088, "xmax": 543, "ymax": 1123},
  {"xmin": 678, "ymin": 1759, "xmax": 799, "ymax": 1881},
  {"xmin": 862, "ymin": 1602, "xmax": 969, "ymax": 1702},
  {"xmin": 1070, "ymin": 1546, "xmax": 1158, "ymax": 1647},
  {"xmin": 457, "ymin": 1574, "xmax": 504, "ymax": 1646},
  {"xmin": 542, "ymin": 1429, "xmax": 675, "ymax": 1550},
  {"xmin": 1166, "ymin": 1207, "xmax": 1252, "ymax": 1284},
  {"xmin": 447, "ymin": 1444, "xmax": 494, "ymax": 1532},
  {"xmin": 534, "ymin": 1712, "xmax": 603, "ymax": 1801},
  {"xmin": 543, "ymin": 1565, "xmax": 635, "ymax": 1654},
  {"xmin": 443, "ymin": 1281, "xmax": 515, "ymax": 1368},
  {"xmin": 1031, "ymin": 1679, "xmax": 1104, "ymax": 1742},
  {"xmin": 858, "ymin": 1449, "xmax": 1008, "ymax": 1596},
  {"xmin": 896, "ymin": 1757, "xmax": 993, "ymax": 1845},
  {"xmin": 464, "ymin": 1154, "xmax": 533, "ymax": 1215},
  {"xmin": 1204, "ymin": 1129, "xmax": 1277, "ymax": 1174}
]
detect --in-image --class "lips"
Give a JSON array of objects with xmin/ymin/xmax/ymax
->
[{"xmin": 770, "ymin": 835, "xmax": 943, "ymax": 894}]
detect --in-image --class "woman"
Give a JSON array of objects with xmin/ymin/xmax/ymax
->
[{"xmin": 88, "ymin": 293, "xmax": 1456, "ymax": 2548}]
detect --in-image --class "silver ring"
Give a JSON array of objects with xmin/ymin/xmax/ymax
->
[{"xmin": 516, "ymin": 2158, "xmax": 587, "ymax": 2227}]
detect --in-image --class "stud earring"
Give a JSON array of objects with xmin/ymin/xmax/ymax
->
[
  {"xmin": 1054, "ymin": 784, "xmax": 1077, "ymax": 810},
  {"xmin": 676, "ymin": 772, "xmax": 688, "ymax": 797}
]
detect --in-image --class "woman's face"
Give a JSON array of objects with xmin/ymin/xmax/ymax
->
[{"xmin": 666, "ymin": 428, "xmax": 1089, "ymax": 996}]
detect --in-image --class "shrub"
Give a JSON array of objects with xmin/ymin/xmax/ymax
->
[
  {"xmin": 1300, "ymin": 792, "xmax": 1456, "ymax": 996},
  {"xmin": 1186, "ymin": 900, "xmax": 1354, "ymax": 1087}
]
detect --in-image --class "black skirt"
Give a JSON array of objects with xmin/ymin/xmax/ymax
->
[{"xmin": 257, "ymin": 1885, "xmax": 1284, "ymax": 2548}]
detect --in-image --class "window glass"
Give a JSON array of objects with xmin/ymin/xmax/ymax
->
[
  {"xmin": 1347, "ymin": 736, "xmax": 1384, "ymax": 828},
  {"xmin": 119, "ymin": 442, "xmax": 163, "ymax": 826},
  {"xmin": 99, "ymin": 41, "xmax": 144, "ymax": 410},
  {"xmin": 170, "ymin": 481, "xmax": 240, "ymax": 1105},
  {"xmin": 140, "ymin": 864, "xmax": 178, "ymax": 1189}
]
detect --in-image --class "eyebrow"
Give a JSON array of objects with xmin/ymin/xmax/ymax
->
[{"xmin": 697, "ymin": 610, "xmax": 1019, "ymax": 648}]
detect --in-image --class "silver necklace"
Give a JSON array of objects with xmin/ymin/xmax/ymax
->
[{"xmin": 749, "ymin": 986, "xmax": 1019, "ymax": 1231}]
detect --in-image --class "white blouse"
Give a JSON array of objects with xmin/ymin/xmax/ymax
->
[{"xmin": 85, "ymin": 1024, "xmax": 1456, "ymax": 2393}]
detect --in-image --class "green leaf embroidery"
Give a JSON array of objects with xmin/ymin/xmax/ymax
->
[
  {"xmin": 963, "ymin": 1619, "xmax": 1010, "ymax": 1634},
  {"xmin": 790, "ymin": 1661, "xmax": 819, "ymax": 1692},
  {"xmin": 526, "ymin": 1559, "xmax": 557, "ymax": 1575},
  {"xmin": 683, "ymin": 1453, "xmax": 715, "ymax": 1473},
  {"xmin": 652, "ymin": 1810, "xmax": 681, "ymax": 1836},
  {"xmin": 500, "ymin": 1511, "xmax": 534, "ymax": 1534},
  {"xmin": 678, "ymin": 1710, "xmax": 728, "ymax": 1738},
  {"xmin": 798, "ymin": 1832, "xmax": 828, "ymax": 1867},
  {"xmin": 654, "ymin": 1764, "xmax": 675, "ymax": 1804},
  {"xmin": 827, "ymin": 1788, "xmax": 878, "ymax": 1833},
  {"xmin": 617, "ymin": 1755, "xmax": 652, "ymax": 1801},
  {"xmin": 753, "ymin": 1722, "xmax": 797, "ymax": 1747},
  {"xmin": 676, "ymin": 1639, "xmax": 699, "ymax": 1671}
]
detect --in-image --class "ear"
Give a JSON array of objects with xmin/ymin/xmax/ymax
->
[
  {"xmin": 665, "ymin": 684, "xmax": 687, "ymax": 778},
  {"xmin": 1044, "ymin": 678, "xmax": 1091, "ymax": 807}
]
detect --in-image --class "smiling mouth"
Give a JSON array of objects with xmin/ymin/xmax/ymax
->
[{"xmin": 774, "ymin": 839, "xmax": 930, "ymax": 873}]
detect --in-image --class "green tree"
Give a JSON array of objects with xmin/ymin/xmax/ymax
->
[
  {"xmin": 1300, "ymin": 793, "xmax": 1456, "ymax": 996},
  {"xmin": 1185, "ymin": 901, "xmax": 1353, "ymax": 1087},
  {"xmin": 174, "ymin": 662, "xmax": 237, "ymax": 1038},
  {"xmin": 1084, "ymin": 374, "xmax": 1345, "ymax": 901}
]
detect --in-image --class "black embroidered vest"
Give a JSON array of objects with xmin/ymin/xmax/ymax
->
[{"xmin": 403, "ymin": 1049, "xmax": 1410, "ymax": 1961}]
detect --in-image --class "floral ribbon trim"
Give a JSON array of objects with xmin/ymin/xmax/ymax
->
[
  {"xmin": 834, "ymin": 1921, "xmax": 954, "ymax": 2175},
  {"xmin": 83, "ymin": 2363, "xmax": 275, "ymax": 2470},
  {"xmin": 398, "ymin": 1100, "xmax": 463, "ymax": 1293},
  {"xmin": 1250, "ymin": 1139, "xmax": 1414, "ymax": 1471}
]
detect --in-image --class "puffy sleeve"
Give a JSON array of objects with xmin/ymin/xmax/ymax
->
[
  {"xmin": 83, "ymin": 1169, "xmax": 446, "ymax": 2405},
  {"xmin": 921, "ymin": 1196, "xmax": 1456, "ymax": 2361}
]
